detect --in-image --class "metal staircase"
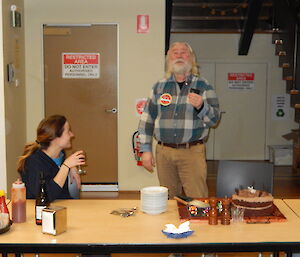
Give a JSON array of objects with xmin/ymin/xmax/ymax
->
[
  {"xmin": 165, "ymin": 0, "xmax": 274, "ymax": 53},
  {"xmin": 271, "ymin": 0, "xmax": 300, "ymax": 171},
  {"xmin": 272, "ymin": 0, "xmax": 300, "ymax": 122}
]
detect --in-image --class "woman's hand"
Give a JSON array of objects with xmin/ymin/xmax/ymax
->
[
  {"xmin": 63, "ymin": 150, "xmax": 85, "ymax": 169},
  {"xmin": 55, "ymin": 151, "xmax": 85, "ymax": 188}
]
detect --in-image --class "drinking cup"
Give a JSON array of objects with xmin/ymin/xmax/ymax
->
[{"xmin": 231, "ymin": 206, "xmax": 245, "ymax": 223}]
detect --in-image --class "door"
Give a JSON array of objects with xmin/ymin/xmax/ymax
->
[
  {"xmin": 43, "ymin": 24, "xmax": 118, "ymax": 184},
  {"xmin": 214, "ymin": 63, "xmax": 267, "ymax": 160}
]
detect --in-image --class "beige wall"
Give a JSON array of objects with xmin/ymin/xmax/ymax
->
[
  {"xmin": 6, "ymin": 1, "xmax": 293, "ymax": 193},
  {"xmin": 171, "ymin": 34, "xmax": 298, "ymax": 156},
  {"xmin": 0, "ymin": 3, "xmax": 7, "ymax": 191},
  {"xmin": 24, "ymin": 0, "xmax": 165, "ymax": 190},
  {"xmin": 1, "ymin": 0, "xmax": 26, "ymax": 193}
]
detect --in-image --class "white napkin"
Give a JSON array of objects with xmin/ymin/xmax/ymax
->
[{"xmin": 163, "ymin": 221, "xmax": 191, "ymax": 234}]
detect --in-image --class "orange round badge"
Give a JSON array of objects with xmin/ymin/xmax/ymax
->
[{"xmin": 160, "ymin": 93, "xmax": 172, "ymax": 106}]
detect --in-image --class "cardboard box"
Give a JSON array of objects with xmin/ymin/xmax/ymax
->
[
  {"xmin": 42, "ymin": 206, "xmax": 67, "ymax": 235},
  {"xmin": 269, "ymin": 145, "xmax": 292, "ymax": 166}
]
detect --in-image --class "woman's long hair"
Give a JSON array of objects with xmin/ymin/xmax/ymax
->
[
  {"xmin": 165, "ymin": 42, "xmax": 199, "ymax": 78},
  {"xmin": 17, "ymin": 115, "xmax": 67, "ymax": 172}
]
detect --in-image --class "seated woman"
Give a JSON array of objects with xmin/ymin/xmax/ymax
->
[{"xmin": 17, "ymin": 114, "xmax": 85, "ymax": 202}]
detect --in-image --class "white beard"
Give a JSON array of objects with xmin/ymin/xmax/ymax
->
[{"xmin": 171, "ymin": 59, "xmax": 192, "ymax": 75}]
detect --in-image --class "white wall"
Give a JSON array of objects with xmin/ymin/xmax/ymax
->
[
  {"xmin": 24, "ymin": 0, "xmax": 165, "ymax": 190},
  {"xmin": 2, "ymin": 0, "xmax": 26, "ymax": 195},
  {"xmin": 0, "ymin": 0, "xmax": 26, "ymax": 193},
  {"xmin": 171, "ymin": 34, "xmax": 298, "ymax": 154}
]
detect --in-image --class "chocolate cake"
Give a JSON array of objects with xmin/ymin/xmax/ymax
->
[{"xmin": 231, "ymin": 187, "xmax": 274, "ymax": 217}]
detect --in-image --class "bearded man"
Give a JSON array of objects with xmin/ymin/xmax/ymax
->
[{"xmin": 138, "ymin": 42, "xmax": 220, "ymax": 199}]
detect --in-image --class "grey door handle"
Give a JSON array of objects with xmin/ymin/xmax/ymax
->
[{"xmin": 105, "ymin": 108, "xmax": 118, "ymax": 114}]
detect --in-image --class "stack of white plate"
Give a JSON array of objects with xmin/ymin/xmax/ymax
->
[{"xmin": 140, "ymin": 186, "xmax": 168, "ymax": 215}]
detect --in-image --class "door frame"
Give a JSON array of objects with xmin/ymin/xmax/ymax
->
[
  {"xmin": 42, "ymin": 23, "xmax": 120, "ymax": 191},
  {"xmin": 201, "ymin": 60, "xmax": 269, "ymax": 160}
]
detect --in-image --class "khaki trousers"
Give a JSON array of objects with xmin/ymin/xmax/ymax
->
[{"xmin": 156, "ymin": 143, "xmax": 208, "ymax": 199}]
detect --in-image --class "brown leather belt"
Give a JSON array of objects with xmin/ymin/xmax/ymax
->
[{"xmin": 157, "ymin": 140, "xmax": 204, "ymax": 149}]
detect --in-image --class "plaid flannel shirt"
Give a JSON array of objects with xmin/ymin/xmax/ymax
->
[{"xmin": 138, "ymin": 74, "xmax": 220, "ymax": 152}]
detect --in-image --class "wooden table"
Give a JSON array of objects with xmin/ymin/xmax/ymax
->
[
  {"xmin": 283, "ymin": 199, "xmax": 300, "ymax": 219},
  {"xmin": 1, "ymin": 199, "xmax": 300, "ymax": 256}
]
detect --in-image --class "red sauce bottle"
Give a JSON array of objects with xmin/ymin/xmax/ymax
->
[{"xmin": 11, "ymin": 178, "xmax": 26, "ymax": 223}]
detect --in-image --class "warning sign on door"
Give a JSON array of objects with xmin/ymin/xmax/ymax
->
[
  {"xmin": 228, "ymin": 72, "xmax": 255, "ymax": 90},
  {"xmin": 62, "ymin": 53, "xmax": 100, "ymax": 79}
]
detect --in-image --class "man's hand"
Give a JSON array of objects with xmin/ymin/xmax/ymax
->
[
  {"xmin": 141, "ymin": 152, "xmax": 155, "ymax": 173},
  {"xmin": 188, "ymin": 92, "xmax": 203, "ymax": 109}
]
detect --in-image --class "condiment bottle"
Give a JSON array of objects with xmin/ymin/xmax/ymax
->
[
  {"xmin": 0, "ymin": 190, "xmax": 10, "ymax": 229},
  {"xmin": 221, "ymin": 197, "xmax": 231, "ymax": 225},
  {"xmin": 208, "ymin": 197, "xmax": 218, "ymax": 225},
  {"xmin": 11, "ymin": 178, "xmax": 26, "ymax": 223},
  {"xmin": 35, "ymin": 172, "xmax": 49, "ymax": 225}
]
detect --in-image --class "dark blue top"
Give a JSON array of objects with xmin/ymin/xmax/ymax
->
[{"xmin": 21, "ymin": 149, "xmax": 72, "ymax": 202}]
